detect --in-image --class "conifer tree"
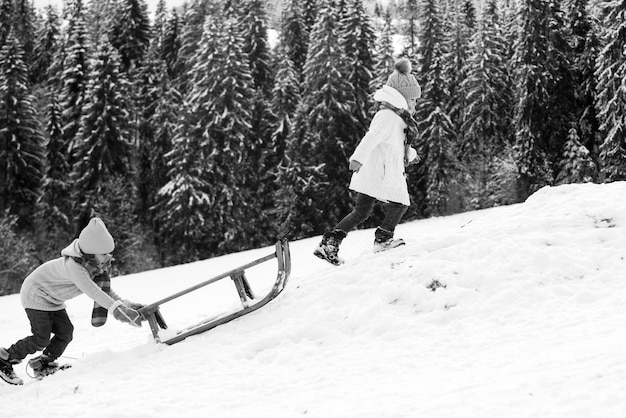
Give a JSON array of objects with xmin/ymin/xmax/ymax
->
[
  {"xmin": 413, "ymin": 0, "xmax": 456, "ymax": 216},
  {"xmin": 153, "ymin": 99, "xmax": 209, "ymax": 264},
  {"xmin": 37, "ymin": 92, "xmax": 73, "ymax": 255},
  {"xmin": 72, "ymin": 40, "xmax": 133, "ymax": 228},
  {"xmin": 32, "ymin": 5, "xmax": 62, "ymax": 86},
  {"xmin": 12, "ymin": 0, "xmax": 38, "ymax": 74},
  {"xmin": 302, "ymin": 0, "xmax": 318, "ymax": 33},
  {"xmin": 39, "ymin": 92, "xmax": 71, "ymax": 229},
  {"xmin": 595, "ymin": 0, "xmax": 626, "ymax": 181},
  {"xmin": 186, "ymin": 17, "xmax": 256, "ymax": 254},
  {"xmin": 445, "ymin": 0, "xmax": 476, "ymax": 143},
  {"xmin": 281, "ymin": 0, "xmax": 308, "ymax": 77},
  {"xmin": 340, "ymin": 0, "xmax": 376, "ymax": 132},
  {"xmin": 569, "ymin": 0, "xmax": 600, "ymax": 156},
  {"xmin": 461, "ymin": 0, "xmax": 513, "ymax": 208},
  {"xmin": 0, "ymin": 0, "xmax": 12, "ymax": 47},
  {"xmin": 0, "ymin": 33, "xmax": 45, "ymax": 226},
  {"xmin": 370, "ymin": 12, "xmax": 395, "ymax": 93},
  {"xmin": 511, "ymin": 0, "xmax": 552, "ymax": 198},
  {"xmin": 284, "ymin": 0, "xmax": 360, "ymax": 235},
  {"xmin": 556, "ymin": 126, "xmax": 597, "ymax": 184},
  {"xmin": 403, "ymin": 0, "xmax": 419, "ymax": 56},
  {"xmin": 161, "ymin": 10, "xmax": 182, "ymax": 79},
  {"xmin": 60, "ymin": 0, "xmax": 89, "ymax": 163},
  {"xmin": 109, "ymin": 0, "xmax": 151, "ymax": 73},
  {"xmin": 240, "ymin": 0, "xmax": 273, "ymax": 95}
]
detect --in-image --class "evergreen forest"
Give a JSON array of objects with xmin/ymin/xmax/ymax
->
[{"xmin": 1, "ymin": 0, "xmax": 625, "ymax": 295}]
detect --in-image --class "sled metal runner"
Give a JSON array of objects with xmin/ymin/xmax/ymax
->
[{"xmin": 138, "ymin": 240, "xmax": 291, "ymax": 345}]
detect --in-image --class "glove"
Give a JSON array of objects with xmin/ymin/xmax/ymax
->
[
  {"xmin": 111, "ymin": 301, "xmax": 142, "ymax": 327},
  {"xmin": 349, "ymin": 160, "xmax": 362, "ymax": 172}
]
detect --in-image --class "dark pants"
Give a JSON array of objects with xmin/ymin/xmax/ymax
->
[
  {"xmin": 7, "ymin": 309, "xmax": 74, "ymax": 362},
  {"xmin": 335, "ymin": 193, "xmax": 408, "ymax": 234}
]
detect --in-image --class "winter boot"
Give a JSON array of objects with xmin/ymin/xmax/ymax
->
[
  {"xmin": 0, "ymin": 347, "xmax": 23, "ymax": 385},
  {"xmin": 314, "ymin": 229, "xmax": 347, "ymax": 266},
  {"xmin": 373, "ymin": 227, "xmax": 405, "ymax": 253},
  {"xmin": 28, "ymin": 354, "xmax": 67, "ymax": 379}
]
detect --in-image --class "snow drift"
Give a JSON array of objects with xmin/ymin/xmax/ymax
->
[{"xmin": 1, "ymin": 181, "xmax": 625, "ymax": 418}]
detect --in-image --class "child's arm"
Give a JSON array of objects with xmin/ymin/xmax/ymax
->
[{"xmin": 350, "ymin": 111, "xmax": 390, "ymax": 165}]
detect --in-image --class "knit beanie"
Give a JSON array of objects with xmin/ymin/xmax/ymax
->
[
  {"xmin": 386, "ymin": 58, "xmax": 421, "ymax": 101},
  {"xmin": 78, "ymin": 217, "xmax": 115, "ymax": 255}
]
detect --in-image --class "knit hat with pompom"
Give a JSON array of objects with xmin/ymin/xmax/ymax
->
[
  {"xmin": 386, "ymin": 58, "xmax": 422, "ymax": 101},
  {"xmin": 78, "ymin": 217, "xmax": 115, "ymax": 255}
]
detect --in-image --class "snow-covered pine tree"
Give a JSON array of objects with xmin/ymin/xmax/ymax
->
[
  {"xmin": 340, "ymin": 0, "xmax": 376, "ymax": 133},
  {"xmin": 412, "ymin": 0, "xmax": 456, "ymax": 216},
  {"xmin": 272, "ymin": 51, "xmax": 301, "ymax": 238},
  {"xmin": 12, "ymin": 0, "xmax": 38, "ymax": 77},
  {"xmin": 281, "ymin": 0, "xmax": 308, "ymax": 77},
  {"xmin": 71, "ymin": 39, "xmax": 133, "ymax": 228},
  {"xmin": 60, "ymin": 0, "xmax": 89, "ymax": 164},
  {"xmin": 186, "ymin": 16, "xmax": 256, "ymax": 254},
  {"xmin": 402, "ymin": 0, "xmax": 419, "ymax": 57},
  {"xmin": 235, "ymin": 0, "xmax": 281, "ymax": 247},
  {"xmin": 302, "ymin": 0, "xmax": 318, "ymax": 33},
  {"xmin": 284, "ymin": 0, "xmax": 360, "ymax": 235},
  {"xmin": 85, "ymin": 0, "xmax": 118, "ymax": 50},
  {"xmin": 39, "ymin": 92, "xmax": 71, "ymax": 232},
  {"xmin": 136, "ymin": 55, "xmax": 167, "ymax": 221},
  {"xmin": 568, "ymin": 0, "xmax": 600, "ymax": 157},
  {"xmin": 239, "ymin": 0, "xmax": 273, "ymax": 94},
  {"xmin": 173, "ymin": 0, "xmax": 217, "ymax": 94},
  {"xmin": 153, "ymin": 99, "xmax": 209, "ymax": 264},
  {"xmin": 109, "ymin": 0, "xmax": 151, "ymax": 73},
  {"xmin": 370, "ymin": 11, "xmax": 395, "ymax": 94},
  {"xmin": 161, "ymin": 10, "xmax": 182, "ymax": 79},
  {"xmin": 511, "ymin": 0, "xmax": 552, "ymax": 199},
  {"xmin": 461, "ymin": 0, "xmax": 513, "ymax": 209},
  {"xmin": 32, "ymin": 5, "xmax": 61, "ymax": 86},
  {"xmin": 556, "ymin": 125, "xmax": 597, "ymax": 184},
  {"xmin": 594, "ymin": 1, "xmax": 626, "ymax": 181},
  {"xmin": 36, "ymin": 92, "xmax": 73, "ymax": 257},
  {"xmin": 153, "ymin": 0, "xmax": 168, "ymax": 52},
  {"xmin": 444, "ymin": 0, "xmax": 476, "ymax": 148},
  {"xmin": 0, "ymin": 0, "xmax": 12, "ymax": 47},
  {"xmin": 544, "ymin": 0, "xmax": 577, "ymax": 173},
  {"xmin": 0, "ymin": 32, "xmax": 45, "ymax": 227}
]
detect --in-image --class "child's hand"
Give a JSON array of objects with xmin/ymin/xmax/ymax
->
[
  {"xmin": 349, "ymin": 160, "xmax": 362, "ymax": 172},
  {"xmin": 112, "ymin": 302, "xmax": 142, "ymax": 327}
]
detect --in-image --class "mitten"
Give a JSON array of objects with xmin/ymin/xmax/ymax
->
[
  {"xmin": 111, "ymin": 301, "xmax": 142, "ymax": 327},
  {"xmin": 124, "ymin": 301, "xmax": 146, "ymax": 311}
]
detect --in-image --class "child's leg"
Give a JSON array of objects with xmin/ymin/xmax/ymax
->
[
  {"xmin": 44, "ymin": 310, "xmax": 74, "ymax": 361},
  {"xmin": 334, "ymin": 193, "xmax": 376, "ymax": 233},
  {"xmin": 7, "ymin": 309, "xmax": 54, "ymax": 362},
  {"xmin": 379, "ymin": 202, "xmax": 408, "ymax": 234}
]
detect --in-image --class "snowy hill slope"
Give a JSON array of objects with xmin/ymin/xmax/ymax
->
[{"xmin": 1, "ymin": 182, "xmax": 625, "ymax": 418}]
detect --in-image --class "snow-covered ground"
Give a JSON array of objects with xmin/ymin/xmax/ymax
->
[{"xmin": 1, "ymin": 181, "xmax": 625, "ymax": 418}]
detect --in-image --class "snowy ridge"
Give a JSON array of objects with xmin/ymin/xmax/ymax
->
[{"xmin": 1, "ymin": 182, "xmax": 625, "ymax": 417}]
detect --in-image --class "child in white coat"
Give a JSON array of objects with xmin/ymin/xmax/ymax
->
[{"xmin": 314, "ymin": 58, "xmax": 421, "ymax": 265}]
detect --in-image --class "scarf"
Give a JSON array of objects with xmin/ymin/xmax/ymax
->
[
  {"xmin": 379, "ymin": 101, "xmax": 419, "ymax": 167},
  {"xmin": 72, "ymin": 256, "xmax": 111, "ymax": 327},
  {"xmin": 91, "ymin": 271, "xmax": 110, "ymax": 327}
]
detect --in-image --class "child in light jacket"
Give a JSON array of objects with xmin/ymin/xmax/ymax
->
[
  {"xmin": 315, "ymin": 58, "xmax": 421, "ymax": 265},
  {"xmin": 0, "ymin": 217, "xmax": 143, "ymax": 385}
]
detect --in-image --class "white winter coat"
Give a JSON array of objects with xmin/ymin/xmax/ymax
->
[{"xmin": 348, "ymin": 86, "xmax": 417, "ymax": 206}]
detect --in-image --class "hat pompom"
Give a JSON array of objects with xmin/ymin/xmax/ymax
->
[
  {"xmin": 394, "ymin": 58, "xmax": 412, "ymax": 74},
  {"xmin": 78, "ymin": 217, "xmax": 115, "ymax": 255}
]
